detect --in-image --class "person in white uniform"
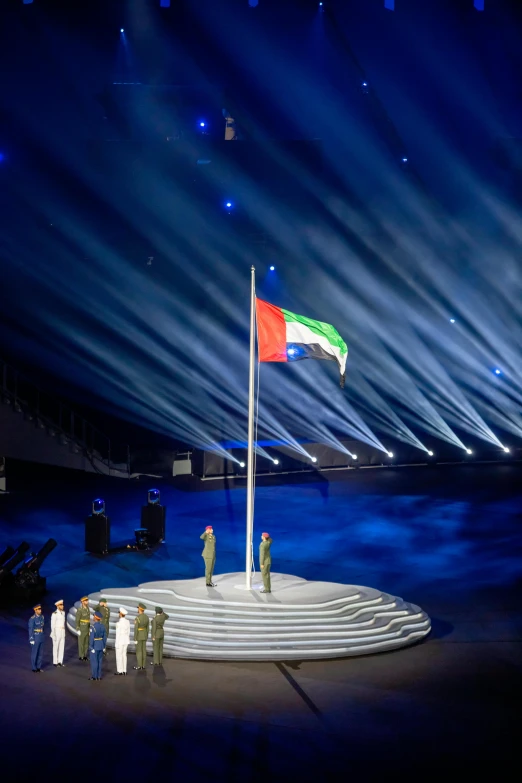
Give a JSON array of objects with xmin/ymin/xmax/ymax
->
[
  {"xmin": 50, "ymin": 599, "xmax": 66, "ymax": 666},
  {"xmin": 114, "ymin": 607, "xmax": 130, "ymax": 675}
]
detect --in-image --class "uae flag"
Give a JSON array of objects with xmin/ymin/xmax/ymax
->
[{"xmin": 255, "ymin": 298, "xmax": 348, "ymax": 387}]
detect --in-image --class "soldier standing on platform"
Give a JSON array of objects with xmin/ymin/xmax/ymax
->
[
  {"xmin": 151, "ymin": 606, "xmax": 169, "ymax": 666},
  {"xmin": 200, "ymin": 526, "xmax": 216, "ymax": 587},
  {"xmin": 28, "ymin": 604, "xmax": 45, "ymax": 672},
  {"xmin": 133, "ymin": 603, "xmax": 149, "ymax": 670},
  {"xmin": 50, "ymin": 599, "xmax": 66, "ymax": 667},
  {"xmin": 259, "ymin": 532, "xmax": 272, "ymax": 593},
  {"xmin": 95, "ymin": 597, "xmax": 110, "ymax": 655},
  {"xmin": 114, "ymin": 608, "xmax": 130, "ymax": 676},
  {"xmin": 88, "ymin": 609, "xmax": 106, "ymax": 681},
  {"xmin": 75, "ymin": 596, "xmax": 91, "ymax": 661}
]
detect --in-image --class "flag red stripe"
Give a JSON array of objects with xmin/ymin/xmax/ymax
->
[{"xmin": 255, "ymin": 298, "xmax": 287, "ymax": 362}]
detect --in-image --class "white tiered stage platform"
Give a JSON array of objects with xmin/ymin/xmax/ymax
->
[{"xmin": 67, "ymin": 572, "xmax": 431, "ymax": 661}]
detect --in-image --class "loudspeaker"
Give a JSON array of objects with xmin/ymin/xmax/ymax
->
[
  {"xmin": 141, "ymin": 504, "xmax": 166, "ymax": 544},
  {"xmin": 85, "ymin": 514, "xmax": 110, "ymax": 554}
]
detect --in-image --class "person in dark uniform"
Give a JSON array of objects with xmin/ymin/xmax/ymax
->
[
  {"xmin": 75, "ymin": 596, "xmax": 91, "ymax": 661},
  {"xmin": 133, "ymin": 603, "xmax": 149, "ymax": 670},
  {"xmin": 95, "ymin": 597, "xmax": 110, "ymax": 655},
  {"xmin": 28, "ymin": 604, "xmax": 45, "ymax": 672},
  {"xmin": 88, "ymin": 609, "xmax": 107, "ymax": 681},
  {"xmin": 151, "ymin": 607, "xmax": 169, "ymax": 666},
  {"xmin": 200, "ymin": 526, "xmax": 216, "ymax": 586},
  {"xmin": 259, "ymin": 532, "xmax": 272, "ymax": 593}
]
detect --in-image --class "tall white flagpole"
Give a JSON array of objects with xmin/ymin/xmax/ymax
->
[{"xmin": 245, "ymin": 265, "xmax": 256, "ymax": 589}]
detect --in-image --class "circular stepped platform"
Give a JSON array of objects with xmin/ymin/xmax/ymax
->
[{"xmin": 67, "ymin": 572, "xmax": 431, "ymax": 661}]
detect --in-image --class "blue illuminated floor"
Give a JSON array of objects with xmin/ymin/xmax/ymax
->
[{"xmin": 0, "ymin": 461, "xmax": 520, "ymax": 779}]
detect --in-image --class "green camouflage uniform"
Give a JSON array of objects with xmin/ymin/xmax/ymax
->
[
  {"xmin": 259, "ymin": 537, "xmax": 272, "ymax": 592},
  {"xmin": 95, "ymin": 603, "xmax": 110, "ymax": 650},
  {"xmin": 152, "ymin": 609, "xmax": 169, "ymax": 665},
  {"xmin": 75, "ymin": 604, "xmax": 91, "ymax": 658},
  {"xmin": 134, "ymin": 611, "xmax": 149, "ymax": 667}
]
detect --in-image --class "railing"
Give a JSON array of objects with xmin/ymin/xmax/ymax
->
[{"xmin": 0, "ymin": 358, "xmax": 130, "ymax": 477}]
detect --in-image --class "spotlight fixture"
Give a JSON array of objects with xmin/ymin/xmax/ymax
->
[
  {"xmin": 465, "ymin": 448, "xmax": 472, "ymax": 455},
  {"xmin": 387, "ymin": 452, "xmax": 394, "ymax": 458},
  {"xmin": 200, "ymin": 121, "xmax": 206, "ymax": 127},
  {"xmin": 92, "ymin": 498, "xmax": 105, "ymax": 515},
  {"xmin": 427, "ymin": 451, "xmax": 434, "ymax": 457},
  {"xmin": 225, "ymin": 201, "xmax": 233, "ymax": 209},
  {"xmin": 352, "ymin": 454, "xmax": 358, "ymax": 460},
  {"xmin": 503, "ymin": 447, "xmax": 510, "ymax": 453},
  {"xmin": 239, "ymin": 461, "xmax": 245, "ymax": 468},
  {"xmin": 494, "ymin": 369, "xmax": 501, "ymax": 375},
  {"xmin": 310, "ymin": 456, "xmax": 317, "ymax": 463},
  {"xmin": 148, "ymin": 488, "xmax": 160, "ymax": 505},
  {"xmin": 120, "ymin": 28, "xmax": 124, "ymax": 33},
  {"xmin": 273, "ymin": 459, "xmax": 279, "ymax": 465},
  {"xmin": 449, "ymin": 318, "xmax": 456, "ymax": 323},
  {"xmin": 401, "ymin": 157, "xmax": 408, "ymax": 163},
  {"xmin": 269, "ymin": 265, "xmax": 275, "ymax": 271}
]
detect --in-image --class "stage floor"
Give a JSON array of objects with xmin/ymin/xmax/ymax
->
[
  {"xmin": 67, "ymin": 572, "xmax": 431, "ymax": 660},
  {"xmin": 1, "ymin": 463, "xmax": 521, "ymax": 778}
]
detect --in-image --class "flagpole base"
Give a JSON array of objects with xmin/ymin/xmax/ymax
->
[{"xmin": 68, "ymin": 572, "xmax": 431, "ymax": 662}]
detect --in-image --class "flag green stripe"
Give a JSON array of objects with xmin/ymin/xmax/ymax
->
[{"xmin": 281, "ymin": 308, "xmax": 348, "ymax": 357}]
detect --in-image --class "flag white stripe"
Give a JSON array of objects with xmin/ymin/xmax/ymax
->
[{"xmin": 285, "ymin": 321, "xmax": 347, "ymax": 374}]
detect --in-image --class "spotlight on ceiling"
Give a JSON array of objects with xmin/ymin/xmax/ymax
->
[
  {"xmin": 401, "ymin": 157, "xmax": 408, "ymax": 163},
  {"xmin": 503, "ymin": 447, "xmax": 510, "ymax": 453},
  {"xmin": 239, "ymin": 461, "xmax": 245, "ymax": 468},
  {"xmin": 273, "ymin": 458, "xmax": 279, "ymax": 465},
  {"xmin": 387, "ymin": 452, "xmax": 394, "ymax": 458},
  {"xmin": 310, "ymin": 456, "xmax": 317, "ymax": 463},
  {"xmin": 465, "ymin": 448, "xmax": 472, "ymax": 455},
  {"xmin": 494, "ymin": 368, "xmax": 501, "ymax": 375},
  {"xmin": 352, "ymin": 454, "xmax": 358, "ymax": 460},
  {"xmin": 450, "ymin": 318, "xmax": 456, "ymax": 323},
  {"xmin": 225, "ymin": 201, "xmax": 233, "ymax": 209},
  {"xmin": 199, "ymin": 121, "xmax": 206, "ymax": 128},
  {"xmin": 269, "ymin": 265, "xmax": 275, "ymax": 271},
  {"xmin": 427, "ymin": 451, "xmax": 434, "ymax": 457},
  {"xmin": 120, "ymin": 28, "xmax": 124, "ymax": 33}
]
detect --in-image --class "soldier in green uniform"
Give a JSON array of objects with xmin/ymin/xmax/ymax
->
[
  {"xmin": 95, "ymin": 597, "xmax": 110, "ymax": 655},
  {"xmin": 200, "ymin": 526, "xmax": 216, "ymax": 586},
  {"xmin": 133, "ymin": 603, "xmax": 149, "ymax": 670},
  {"xmin": 259, "ymin": 532, "xmax": 272, "ymax": 593},
  {"xmin": 151, "ymin": 606, "xmax": 169, "ymax": 666},
  {"xmin": 75, "ymin": 596, "xmax": 91, "ymax": 660}
]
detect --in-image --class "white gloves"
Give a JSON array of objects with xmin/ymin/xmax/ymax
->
[
  {"xmin": 30, "ymin": 640, "xmax": 35, "ymax": 645},
  {"xmin": 77, "ymin": 629, "xmax": 81, "ymax": 636},
  {"xmin": 91, "ymin": 649, "xmax": 95, "ymax": 654}
]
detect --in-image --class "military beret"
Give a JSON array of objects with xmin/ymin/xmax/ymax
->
[
  {"xmin": 93, "ymin": 610, "xmax": 102, "ymax": 619},
  {"xmin": 81, "ymin": 596, "xmax": 89, "ymax": 602},
  {"xmin": 138, "ymin": 603, "xmax": 146, "ymax": 610},
  {"xmin": 262, "ymin": 532, "xmax": 269, "ymax": 538},
  {"xmin": 155, "ymin": 607, "xmax": 163, "ymax": 613},
  {"xmin": 33, "ymin": 603, "xmax": 41, "ymax": 611},
  {"xmin": 99, "ymin": 597, "xmax": 108, "ymax": 604},
  {"xmin": 205, "ymin": 525, "xmax": 213, "ymax": 531}
]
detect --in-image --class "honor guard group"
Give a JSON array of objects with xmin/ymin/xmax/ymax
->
[{"xmin": 27, "ymin": 528, "xmax": 273, "ymax": 677}]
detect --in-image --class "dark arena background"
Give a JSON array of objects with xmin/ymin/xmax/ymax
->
[{"xmin": 0, "ymin": 0, "xmax": 521, "ymax": 780}]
